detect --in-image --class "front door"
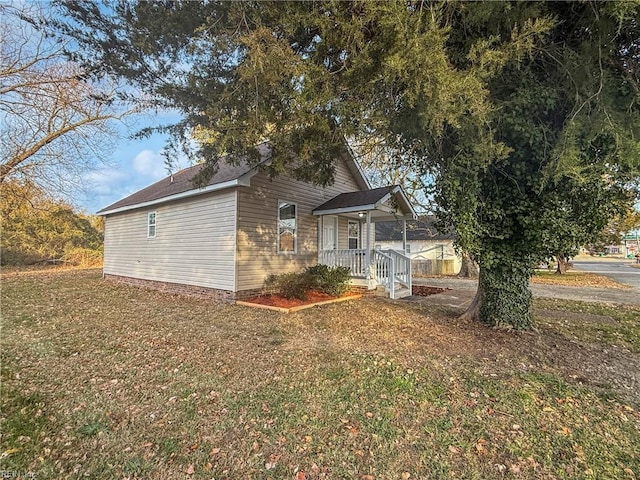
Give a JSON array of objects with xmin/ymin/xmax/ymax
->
[{"xmin": 322, "ymin": 216, "xmax": 337, "ymax": 250}]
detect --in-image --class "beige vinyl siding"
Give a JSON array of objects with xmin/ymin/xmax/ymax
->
[
  {"xmin": 336, "ymin": 216, "xmax": 352, "ymax": 250},
  {"xmin": 337, "ymin": 217, "xmax": 374, "ymax": 250},
  {"xmin": 236, "ymin": 157, "xmax": 362, "ymax": 291},
  {"xmin": 103, "ymin": 190, "xmax": 237, "ymax": 290}
]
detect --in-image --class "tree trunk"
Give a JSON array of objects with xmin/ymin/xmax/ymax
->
[
  {"xmin": 555, "ymin": 255, "xmax": 569, "ymax": 275},
  {"xmin": 458, "ymin": 251, "xmax": 479, "ymax": 278},
  {"xmin": 459, "ymin": 262, "xmax": 533, "ymax": 329}
]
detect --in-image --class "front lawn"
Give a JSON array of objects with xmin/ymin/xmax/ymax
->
[{"xmin": 1, "ymin": 270, "xmax": 638, "ymax": 479}]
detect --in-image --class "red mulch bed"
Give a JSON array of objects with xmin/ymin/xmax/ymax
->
[
  {"xmin": 245, "ymin": 290, "xmax": 357, "ymax": 309},
  {"xmin": 411, "ymin": 285, "xmax": 451, "ymax": 296}
]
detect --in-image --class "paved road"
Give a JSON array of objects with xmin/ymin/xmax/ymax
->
[{"xmin": 573, "ymin": 260, "xmax": 640, "ymax": 288}]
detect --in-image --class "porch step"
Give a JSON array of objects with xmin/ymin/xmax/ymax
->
[
  {"xmin": 375, "ymin": 285, "xmax": 387, "ymax": 297},
  {"xmin": 394, "ymin": 286, "xmax": 411, "ymax": 299}
]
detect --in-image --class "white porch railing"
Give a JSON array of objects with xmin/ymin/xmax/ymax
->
[
  {"xmin": 319, "ymin": 248, "xmax": 412, "ymax": 299},
  {"xmin": 372, "ymin": 248, "xmax": 393, "ymax": 291},
  {"xmin": 318, "ymin": 249, "xmax": 367, "ymax": 277},
  {"xmin": 387, "ymin": 249, "xmax": 412, "ymax": 290},
  {"xmin": 373, "ymin": 249, "xmax": 411, "ymax": 299}
]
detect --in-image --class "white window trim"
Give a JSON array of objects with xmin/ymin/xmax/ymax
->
[
  {"xmin": 147, "ymin": 211, "xmax": 157, "ymax": 239},
  {"xmin": 277, "ymin": 200, "xmax": 297, "ymax": 254},
  {"xmin": 348, "ymin": 220, "xmax": 360, "ymax": 250}
]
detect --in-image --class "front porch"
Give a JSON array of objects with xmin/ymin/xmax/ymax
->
[
  {"xmin": 318, "ymin": 247, "xmax": 412, "ymax": 299},
  {"xmin": 312, "ymin": 186, "xmax": 417, "ymax": 299}
]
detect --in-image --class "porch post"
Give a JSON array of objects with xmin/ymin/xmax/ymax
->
[
  {"xmin": 402, "ymin": 219, "xmax": 407, "ymax": 253},
  {"xmin": 365, "ymin": 211, "xmax": 371, "ymax": 278}
]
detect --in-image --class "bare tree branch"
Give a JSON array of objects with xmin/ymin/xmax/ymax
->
[{"xmin": 0, "ymin": 3, "xmax": 135, "ymax": 195}]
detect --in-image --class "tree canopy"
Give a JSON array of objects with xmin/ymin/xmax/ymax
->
[{"xmin": 54, "ymin": 0, "xmax": 640, "ymax": 328}]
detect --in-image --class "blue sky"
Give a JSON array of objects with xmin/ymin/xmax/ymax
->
[{"xmin": 75, "ymin": 112, "xmax": 190, "ymax": 214}]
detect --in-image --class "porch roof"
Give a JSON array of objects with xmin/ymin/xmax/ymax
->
[{"xmin": 312, "ymin": 185, "xmax": 416, "ymax": 220}]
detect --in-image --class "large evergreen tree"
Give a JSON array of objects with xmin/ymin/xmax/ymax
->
[{"xmin": 55, "ymin": 1, "xmax": 640, "ymax": 329}]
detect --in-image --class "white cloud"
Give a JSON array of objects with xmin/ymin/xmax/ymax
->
[
  {"xmin": 132, "ymin": 149, "xmax": 167, "ymax": 180},
  {"xmin": 75, "ymin": 145, "xmax": 191, "ymax": 213},
  {"xmin": 84, "ymin": 169, "xmax": 129, "ymax": 195}
]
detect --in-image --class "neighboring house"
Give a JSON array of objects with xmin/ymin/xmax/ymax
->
[
  {"xmin": 375, "ymin": 216, "xmax": 461, "ymax": 275},
  {"xmin": 603, "ymin": 232, "xmax": 640, "ymax": 257},
  {"xmin": 98, "ymin": 144, "xmax": 417, "ymax": 301}
]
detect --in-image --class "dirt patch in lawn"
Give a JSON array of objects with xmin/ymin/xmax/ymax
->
[
  {"xmin": 536, "ymin": 309, "xmax": 618, "ymax": 325},
  {"xmin": 383, "ymin": 301, "xmax": 640, "ymax": 403}
]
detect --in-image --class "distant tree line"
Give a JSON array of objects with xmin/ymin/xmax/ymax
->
[{"xmin": 1, "ymin": 181, "xmax": 103, "ymax": 267}]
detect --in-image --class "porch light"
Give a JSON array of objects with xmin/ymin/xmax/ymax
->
[{"xmin": 358, "ymin": 212, "xmax": 365, "ymax": 218}]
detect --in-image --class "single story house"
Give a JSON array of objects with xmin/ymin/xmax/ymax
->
[
  {"xmin": 375, "ymin": 216, "xmax": 461, "ymax": 275},
  {"xmin": 98, "ymin": 144, "xmax": 417, "ymax": 300}
]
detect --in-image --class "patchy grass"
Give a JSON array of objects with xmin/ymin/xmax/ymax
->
[
  {"xmin": 1, "ymin": 270, "xmax": 639, "ymax": 479},
  {"xmin": 534, "ymin": 299, "xmax": 640, "ymax": 353},
  {"xmin": 531, "ymin": 270, "xmax": 627, "ymax": 289}
]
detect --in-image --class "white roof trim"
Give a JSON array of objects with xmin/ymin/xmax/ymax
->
[
  {"xmin": 313, "ymin": 204, "xmax": 377, "ymax": 216},
  {"xmin": 99, "ymin": 178, "xmax": 243, "ymax": 216}
]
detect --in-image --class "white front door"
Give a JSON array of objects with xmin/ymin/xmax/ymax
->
[{"xmin": 322, "ymin": 216, "xmax": 337, "ymax": 250}]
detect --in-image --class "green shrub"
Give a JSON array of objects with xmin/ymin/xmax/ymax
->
[
  {"xmin": 305, "ymin": 264, "xmax": 352, "ymax": 296},
  {"xmin": 265, "ymin": 265, "xmax": 351, "ymax": 299},
  {"xmin": 264, "ymin": 271, "xmax": 313, "ymax": 300}
]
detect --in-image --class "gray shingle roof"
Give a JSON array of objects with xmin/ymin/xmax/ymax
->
[
  {"xmin": 97, "ymin": 143, "xmax": 273, "ymax": 214},
  {"xmin": 97, "ymin": 160, "xmax": 253, "ymax": 214},
  {"xmin": 312, "ymin": 186, "xmax": 395, "ymax": 213}
]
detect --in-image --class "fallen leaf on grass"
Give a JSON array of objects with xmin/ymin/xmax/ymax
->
[
  {"xmin": 185, "ymin": 464, "xmax": 195, "ymax": 475},
  {"xmin": 557, "ymin": 426, "xmax": 572, "ymax": 436},
  {"xmin": 448, "ymin": 445, "xmax": 461, "ymax": 454},
  {"xmin": 475, "ymin": 439, "xmax": 487, "ymax": 455},
  {"xmin": 1, "ymin": 448, "xmax": 19, "ymax": 458},
  {"xmin": 296, "ymin": 471, "xmax": 306, "ymax": 480}
]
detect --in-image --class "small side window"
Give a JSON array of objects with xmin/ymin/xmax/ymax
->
[{"xmin": 148, "ymin": 212, "xmax": 157, "ymax": 238}]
